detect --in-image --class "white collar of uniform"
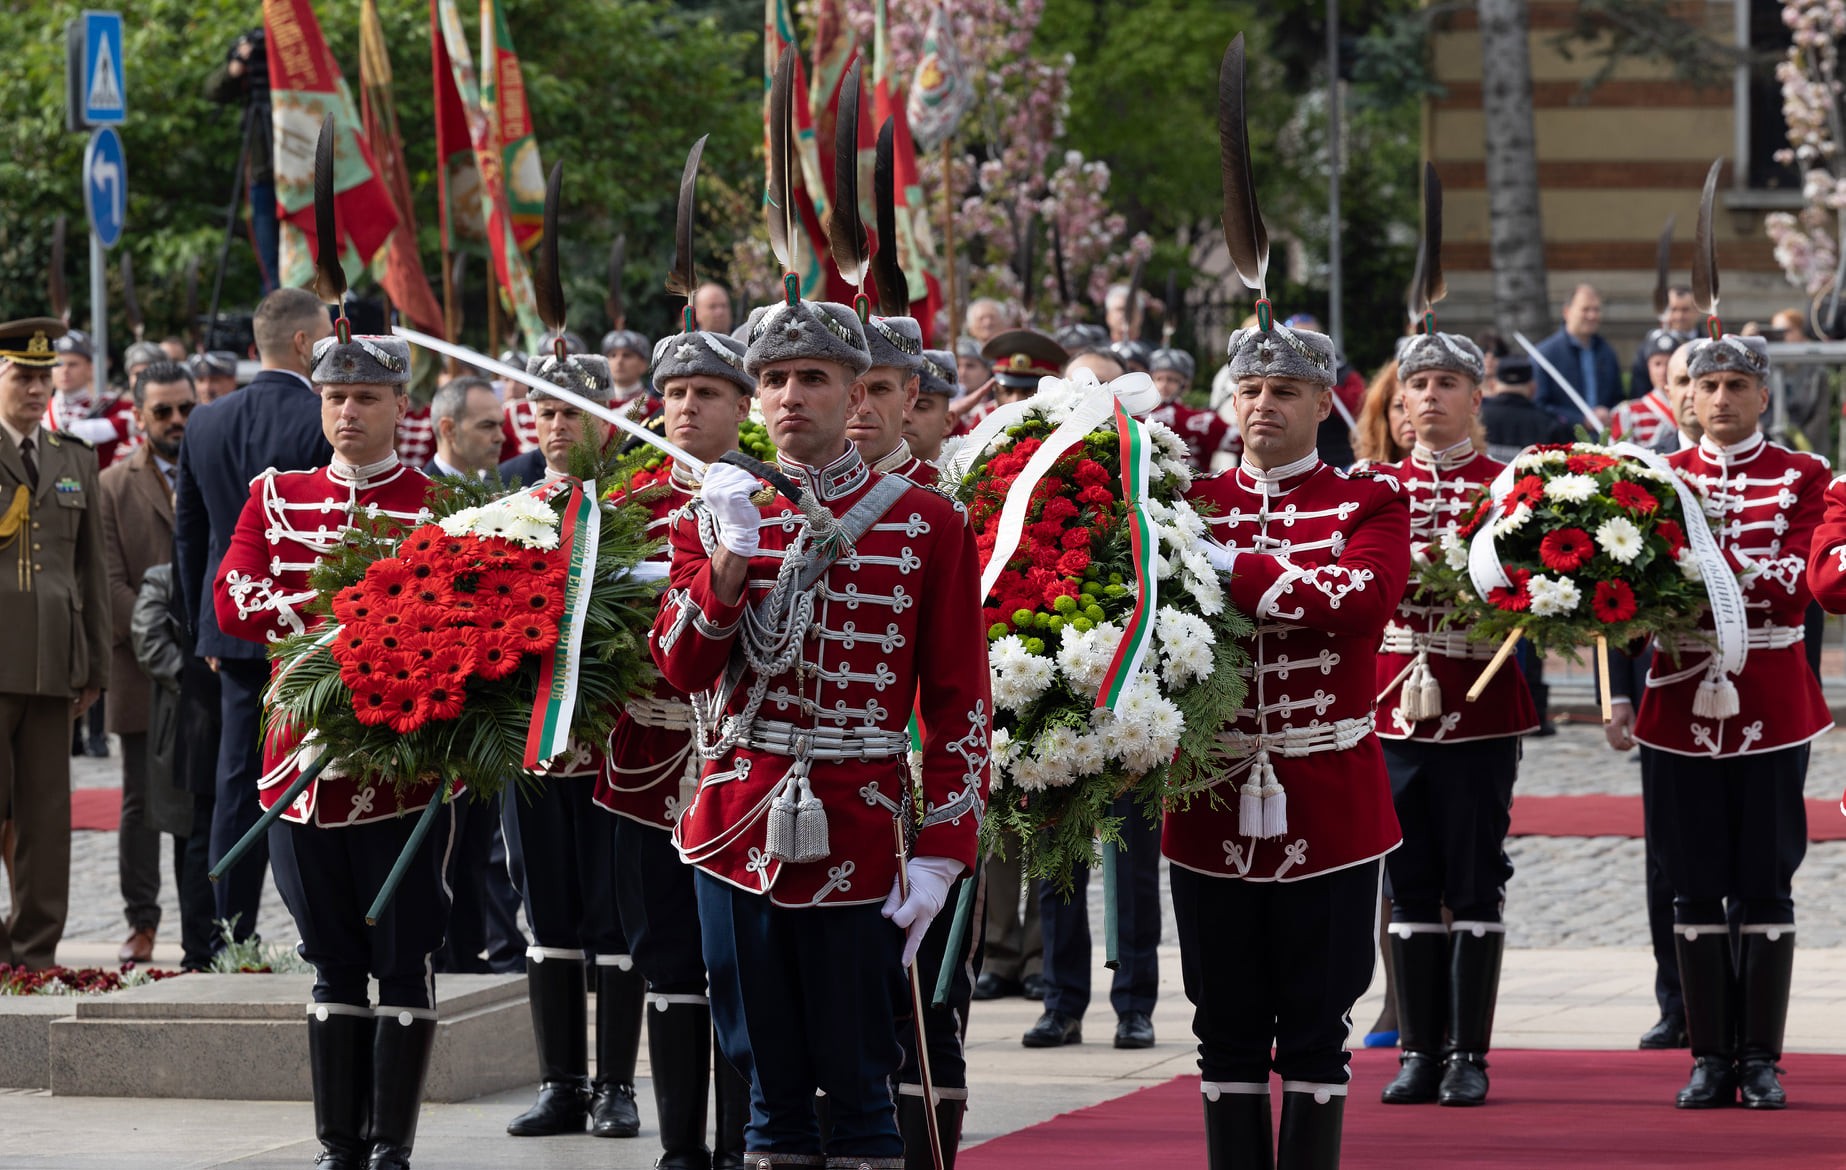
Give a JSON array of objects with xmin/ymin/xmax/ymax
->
[
  {"xmin": 1698, "ymin": 429, "xmax": 1765, "ymax": 465},
  {"xmin": 668, "ymin": 459, "xmax": 702, "ymax": 492},
  {"xmin": 612, "ymin": 381, "xmax": 646, "ymax": 404},
  {"xmin": 1235, "ymin": 449, "xmax": 1321, "ymax": 496},
  {"xmin": 1410, "ymin": 437, "xmax": 1476, "ymax": 473},
  {"xmin": 327, "ymin": 451, "xmax": 403, "ymax": 490},
  {"xmin": 778, "ymin": 445, "xmax": 869, "ymax": 503},
  {"xmin": 867, "ymin": 441, "xmax": 913, "ymax": 475}
]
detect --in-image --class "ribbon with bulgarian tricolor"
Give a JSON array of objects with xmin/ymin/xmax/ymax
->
[
  {"xmin": 1095, "ymin": 398, "xmax": 1158, "ymax": 713},
  {"xmin": 521, "ymin": 477, "xmax": 602, "ymax": 768}
]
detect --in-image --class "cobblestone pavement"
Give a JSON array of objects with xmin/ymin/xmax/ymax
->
[{"xmin": 10, "ymin": 726, "xmax": 1846, "ymax": 953}]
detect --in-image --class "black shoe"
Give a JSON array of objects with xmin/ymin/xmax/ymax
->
[
  {"xmin": 1021, "ymin": 1010, "xmax": 1081, "ymax": 1047},
  {"xmin": 1737, "ymin": 1058, "xmax": 1787, "ymax": 1110},
  {"xmin": 1437, "ymin": 1052, "xmax": 1489, "ymax": 1106},
  {"xmin": 365, "ymin": 1011, "xmax": 437, "ymax": 1170},
  {"xmin": 590, "ymin": 961, "xmax": 645, "ymax": 1137},
  {"xmin": 1675, "ymin": 1056, "xmax": 1737, "ymax": 1109},
  {"xmin": 507, "ymin": 955, "xmax": 590, "ymax": 1136},
  {"xmin": 972, "ymin": 973, "xmax": 1020, "ymax": 1001},
  {"xmin": 1113, "ymin": 1011, "xmax": 1154, "ymax": 1049},
  {"xmin": 308, "ymin": 1010, "xmax": 373, "ymax": 1170},
  {"xmin": 1021, "ymin": 974, "xmax": 1047, "ymax": 1001},
  {"xmin": 1638, "ymin": 1014, "xmax": 1688, "ymax": 1050},
  {"xmin": 590, "ymin": 1080, "xmax": 640, "ymax": 1139},
  {"xmin": 507, "ymin": 1080, "xmax": 590, "ymax": 1136},
  {"xmin": 1379, "ymin": 1052, "xmax": 1442, "ymax": 1104}
]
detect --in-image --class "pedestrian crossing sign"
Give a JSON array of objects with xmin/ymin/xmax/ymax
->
[{"xmin": 79, "ymin": 11, "xmax": 124, "ymax": 126}]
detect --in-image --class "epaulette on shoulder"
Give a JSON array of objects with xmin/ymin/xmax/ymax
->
[
  {"xmin": 1790, "ymin": 447, "xmax": 1831, "ymax": 472},
  {"xmin": 47, "ymin": 430, "xmax": 92, "ymax": 450},
  {"xmin": 1340, "ymin": 466, "xmax": 1401, "ymax": 493},
  {"xmin": 1195, "ymin": 466, "xmax": 1231, "ymax": 481}
]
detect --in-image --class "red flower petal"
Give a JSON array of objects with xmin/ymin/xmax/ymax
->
[{"xmin": 382, "ymin": 680, "xmax": 430, "ymax": 734}]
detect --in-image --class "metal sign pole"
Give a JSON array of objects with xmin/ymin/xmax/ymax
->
[{"xmin": 90, "ymin": 227, "xmax": 106, "ymax": 401}]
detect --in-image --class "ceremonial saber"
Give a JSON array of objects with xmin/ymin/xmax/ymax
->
[
  {"xmin": 1512, "ymin": 331, "xmax": 1602, "ymax": 432},
  {"xmin": 893, "ymin": 819, "xmax": 948, "ymax": 1170},
  {"xmin": 209, "ymin": 754, "xmax": 331, "ymax": 882}
]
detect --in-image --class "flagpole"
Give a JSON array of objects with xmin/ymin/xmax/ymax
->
[
  {"xmin": 942, "ymin": 136, "xmax": 957, "ymax": 346},
  {"xmin": 488, "ymin": 266, "xmax": 501, "ymax": 358}
]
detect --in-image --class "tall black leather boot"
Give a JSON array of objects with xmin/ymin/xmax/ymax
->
[
  {"xmin": 365, "ymin": 1009, "xmax": 438, "ymax": 1170},
  {"xmin": 712, "ymin": 1031, "xmax": 751, "ymax": 1170},
  {"xmin": 896, "ymin": 1085, "xmax": 967, "ymax": 1170},
  {"xmin": 1275, "ymin": 1086, "xmax": 1343, "ymax": 1170},
  {"xmin": 1674, "ymin": 924, "xmax": 1738, "ymax": 1109},
  {"xmin": 591, "ymin": 958, "xmax": 645, "ymax": 1137},
  {"xmin": 1737, "ymin": 926, "xmax": 1795, "ymax": 1110},
  {"xmin": 1201, "ymin": 1083, "xmax": 1273, "ymax": 1170},
  {"xmin": 1439, "ymin": 923, "xmax": 1505, "ymax": 1107},
  {"xmin": 814, "ymin": 1090, "xmax": 832, "ymax": 1150},
  {"xmin": 307, "ymin": 1006, "xmax": 373, "ymax": 1169},
  {"xmin": 1380, "ymin": 924, "xmax": 1446, "ymax": 1104},
  {"xmin": 647, "ymin": 995, "xmax": 714, "ymax": 1168},
  {"xmin": 507, "ymin": 950, "xmax": 590, "ymax": 1135}
]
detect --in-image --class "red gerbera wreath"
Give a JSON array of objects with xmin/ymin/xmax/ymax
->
[
  {"xmin": 1538, "ymin": 527, "xmax": 1594, "ymax": 572},
  {"xmin": 1592, "ymin": 579, "xmax": 1638, "ymax": 623},
  {"xmin": 1610, "ymin": 480, "xmax": 1659, "ymax": 516},
  {"xmin": 1488, "ymin": 568, "xmax": 1533, "ymax": 612}
]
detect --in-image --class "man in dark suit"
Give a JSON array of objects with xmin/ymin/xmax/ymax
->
[
  {"xmin": 1532, "ymin": 283, "xmax": 1625, "ymax": 427},
  {"xmin": 173, "ymin": 287, "xmax": 331, "ymax": 945},
  {"xmin": 425, "ymin": 375, "xmax": 503, "ymax": 479}
]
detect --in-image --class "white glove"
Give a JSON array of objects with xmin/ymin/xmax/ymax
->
[
  {"xmin": 700, "ymin": 463, "xmax": 763, "ymax": 558},
  {"xmin": 881, "ymin": 855, "xmax": 962, "ymax": 968},
  {"xmin": 1205, "ymin": 541, "xmax": 1237, "ymax": 576}
]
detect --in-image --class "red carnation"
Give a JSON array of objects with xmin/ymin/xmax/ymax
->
[
  {"xmin": 1592, "ymin": 579, "xmax": 1638, "ymax": 623},
  {"xmin": 1488, "ymin": 568, "xmax": 1532, "ymax": 612},
  {"xmin": 1610, "ymin": 481, "xmax": 1659, "ymax": 516},
  {"xmin": 382, "ymin": 680, "xmax": 430, "ymax": 735},
  {"xmin": 1654, "ymin": 519, "xmax": 1687, "ymax": 555},
  {"xmin": 353, "ymin": 680, "xmax": 395, "ymax": 725},
  {"xmin": 1539, "ymin": 527, "xmax": 1594, "ymax": 572},
  {"xmin": 1042, "ymin": 497, "xmax": 1079, "ymax": 524},
  {"xmin": 1030, "ymin": 544, "xmax": 1062, "ymax": 571},
  {"xmin": 975, "ymin": 531, "xmax": 998, "ymax": 554},
  {"xmin": 1073, "ymin": 459, "xmax": 1111, "ymax": 488},
  {"xmin": 1566, "ymin": 454, "xmax": 1617, "ymax": 474},
  {"xmin": 422, "ymin": 678, "xmax": 467, "ymax": 723},
  {"xmin": 1027, "ymin": 520, "xmax": 1066, "ymax": 548},
  {"xmin": 1057, "ymin": 549, "xmax": 1092, "ymax": 576},
  {"xmin": 1041, "ymin": 578, "xmax": 1080, "ymax": 608},
  {"xmin": 475, "ymin": 632, "xmax": 525, "ymax": 680},
  {"xmin": 1077, "ymin": 486, "xmax": 1116, "ymax": 507},
  {"xmin": 982, "ymin": 607, "xmax": 1001, "ymax": 627},
  {"xmin": 1014, "ymin": 438, "xmax": 1043, "ymax": 458},
  {"xmin": 1061, "ymin": 527, "xmax": 1093, "ymax": 551},
  {"xmin": 1501, "ymin": 475, "xmax": 1544, "ymax": 511},
  {"xmin": 362, "ymin": 558, "xmax": 415, "ymax": 604}
]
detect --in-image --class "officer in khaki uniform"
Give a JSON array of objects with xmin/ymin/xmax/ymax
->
[{"xmin": 0, "ymin": 317, "xmax": 112, "ymax": 969}]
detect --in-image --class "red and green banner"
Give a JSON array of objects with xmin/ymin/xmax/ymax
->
[
  {"xmin": 358, "ymin": 0, "xmax": 444, "ymax": 336},
  {"xmin": 263, "ymin": 0, "xmax": 400, "ymax": 290},
  {"xmin": 870, "ymin": 0, "xmax": 942, "ymax": 341},
  {"xmin": 432, "ymin": 0, "xmax": 544, "ymax": 349},
  {"xmin": 1097, "ymin": 399, "xmax": 1157, "ymax": 711},
  {"xmin": 765, "ymin": 0, "xmax": 830, "ymax": 295},
  {"xmin": 480, "ymin": 0, "xmax": 544, "ymax": 251},
  {"xmin": 522, "ymin": 477, "xmax": 602, "ymax": 769}
]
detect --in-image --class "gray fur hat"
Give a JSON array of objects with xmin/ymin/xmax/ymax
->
[
  {"xmin": 918, "ymin": 349, "xmax": 957, "ymax": 398},
  {"xmin": 539, "ymin": 330, "xmax": 587, "ymax": 356},
  {"xmin": 744, "ymin": 298, "xmax": 872, "ymax": 378},
  {"xmin": 601, "ymin": 329, "xmax": 651, "ymax": 359},
  {"xmin": 651, "ymin": 330, "xmax": 753, "ymax": 396},
  {"xmin": 124, "ymin": 340, "xmax": 166, "ymax": 370},
  {"xmin": 732, "ymin": 306, "xmax": 768, "ymax": 345},
  {"xmin": 526, "ymin": 352, "xmax": 613, "ymax": 402},
  {"xmin": 1149, "ymin": 348, "xmax": 1196, "ymax": 380},
  {"xmin": 1394, "ymin": 331, "xmax": 1486, "ymax": 383},
  {"xmin": 864, "ymin": 315, "xmax": 924, "ymax": 372},
  {"xmin": 311, "ymin": 334, "xmax": 412, "ymax": 386},
  {"xmin": 189, "ymin": 350, "xmax": 238, "ymax": 378},
  {"xmin": 955, "ymin": 334, "xmax": 989, "ymax": 365},
  {"xmin": 1686, "ymin": 334, "xmax": 1770, "ymax": 381},
  {"xmin": 1225, "ymin": 325, "xmax": 1336, "ymax": 388}
]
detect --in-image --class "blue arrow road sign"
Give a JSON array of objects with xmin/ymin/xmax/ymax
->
[
  {"xmin": 80, "ymin": 11, "xmax": 125, "ymax": 125},
  {"xmin": 85, "ymin": 127, "xmax": 126, "ymax": 248}
]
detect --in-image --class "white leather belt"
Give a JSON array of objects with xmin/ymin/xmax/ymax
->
[
  {"xmin": 1380, "ymin": 625, "xmax": 1496, "ymax": 661},
  {"xmin": 731, "ymin": 717, "xmax": 911, "ymax": 761},
  {"xmin": 1216, "ymin": 714, "xmax": 1375, "ymax": 759},
  {"xmin": 625, "ymin": 696, "xmax": 693, "ymax": 731},
  {"xmin": 1662, "ymin": 624, "xmax": 1804, "ymax": 654}
]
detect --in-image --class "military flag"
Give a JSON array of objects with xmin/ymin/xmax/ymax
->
[
  {"xmin": 907, "ymin": 5, "xmax": 973, "ymax": 152},
  {"xmin": 479, "ymin": 0, "xmax": 545, "ymax": 250},
  {"xmin": 358, "ymin": 0, "xmax": 444, "ymax": 335},
  {"xmin": 764, "ymin": 0, "xmax": 830, "ymax": 295}
]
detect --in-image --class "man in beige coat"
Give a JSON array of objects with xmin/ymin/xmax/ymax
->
[
  {"xmin": 98, "ymin": 361, "xmax": 196, "ymax": 962},
  {"xmin": 0, "ymin": 317, "xmax": 111, "ymax": 970}
]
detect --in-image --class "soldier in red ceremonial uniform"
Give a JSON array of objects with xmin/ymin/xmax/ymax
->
[
  {"xmin": 1170, "ymin": 320, "xmax": 1408, "ymax": 1169},
  {"xmin": 604, "ymin": 328, "xmax": 662, "ymax": 421},
  {"xmin": 1612, "ymin": 333, "xmax": 1832, "ymax": 1111},
  {"xmin": 48, "ymin": 330, "xmax": 139, "ymax": 469},
  {"xmin": 1373, "ymin": 329, "xmax": 1537, "ymax": 1109},
  {"xmin": 1609, "ymin": 328, "xmax": 1690, "ymax": 448},
  {"xmin": 900, "ymin": 349, "xmax": 959, "ymax": 473},
  {"xmin": 653, "ymin": 290, "xmax": 990, "ymax": 1168},
  {"xmin": 849, "ymin": 314, "xmax": 929, "ymax": 481},
  {"xmin": 496, "ymin": 347, "xmax": 648, "ymax": 1141},
  {"xmin": 212, "ymin": 331, "xmax": 451, "ymax": 1170},
  {"xmin": 394, "ymin": 402, "xmax": 435, "ymax": 468},
  {"xmin": 1147, "ymin": 348, "xmax": 1229, "ymax": 472},
  {"xmin": 595, "ymin": 325, "xmax": 756, "ymax": 1169}
]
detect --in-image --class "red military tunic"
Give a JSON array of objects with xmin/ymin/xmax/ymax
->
[
  {"xmin": 212, "ymin": 457, "xmax": 448, "ymax": 826},
  {"xmin": 1148, "ymin": 399, "xmax": 1231, "ymax": 473},
  {"xmin": 595, "ymin": 463, "xmax": 700, "ymax": 830},
  {"xmin": 652, "ymin": 446, "xmax": 990, "ymax": 907},
  {"xmin": 47, "ymin": 391, "xmax": 137, "ymax": 470},
  {"xmin": 501, "ymin": 398, "xmax": 540, "ymax": 461},
  {"xmin": 395, "ymin": 405, "xmax": 435, "ymax": 468},
  {"xmin": 1610, "ymin": 389, "xmax": 1677, "ymax": 449},
  {"xmin": 1163, "ymin": 453, "xmax": 1408, "ymax": 881},
  {"xmin": 1808, "ymin": 473, "xmax": 1846, "ymax": 612},
  {"xmin": 1633, "ymin": 433, "xmax": 1833, "ymax": 757},
  {"xmin": 1375, "ymin": 442, "xmax": 1537, "ymax": 742},
  {"xmin": 867, "ymin": 442, "xmax": 940, "ymax": 487}
]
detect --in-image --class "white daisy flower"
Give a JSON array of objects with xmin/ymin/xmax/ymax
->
[
  {"xmin": 1543, "ymin": 474, "xmax": 1598, "ymax": 503},
  {"xmin": 1595, "ymin": 516, "xmax": 1644, "ymax": 564},
  {"xmin": 1526, "ymin": 573, "xmax": 1582, "ymax": 618},
  {"xmin": 1439, "ymin": 530, "xmax": 1470, "ymax": 570},
  {"xmin": 1492, "ymin": 504, "xmax": 1533, "ymax": 536},
  {"xmin": 1676, "ymin": 547, "xmax": 1704, "ymax": 582}
]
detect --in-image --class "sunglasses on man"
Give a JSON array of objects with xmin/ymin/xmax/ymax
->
[{"xmin": 146, "ymin": 401, "xmax": 195, "ymax": 420}]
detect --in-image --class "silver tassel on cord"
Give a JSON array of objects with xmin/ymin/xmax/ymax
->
[
  {"xmin": 765, "ymin": 774, "xmax": 801, "ymax": 862},
  {"xmin": 1692, "ymin": 660, "xmax": 1740, "ymax": 720},
  {"xmin": 792, "ymin": 775, "xmax": 830, "ymax": 863},
  {"xmin": 1238, "ymin": 751, "xmax": 1289, "ymax": 840},
  {"xmin": 1400, "ymin": 648, "xmax": 1443, "ymax": 723},
  {"xmin": 764, "ymin": 766, "xmax": 831, "ymax": 864}
]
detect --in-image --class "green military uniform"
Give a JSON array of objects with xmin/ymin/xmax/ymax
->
[{"xmin": 0, "ymin": 317, "xmax": 112, "ymax": 969}]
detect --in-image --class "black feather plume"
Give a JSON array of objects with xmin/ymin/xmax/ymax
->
[
  {"xmin": 50, "ymin": 215, "xmax": 68, "ymax": 323},
  {"xmin": 1408, "ymin": 160, "xmax": 1446, "ymax": 322},
  {"xmin": 666, "ymin": 137, "xmax": 709, "ymax": 303},
  {"xmin": 120, "ymin": 253, "xmax": 143, "ymax": 341},
  {"xmin": 767, "ymin": 45, "xmax": 799, "ymax": 276},
  {"xmin": 535, "ymin": 161, "xmax": 567, "ymax": 334},
  {"xmin": 827, "ymin": 62, "xmax": 870, "ymax": 290},
  {"xmin": 312, "ymin": 115, "xmax": 346, "ymax": 308},
  {"xmin": 1692, "ymin": 158, "xmax": 1722, "ymax": 316},
  {"xmin": 1218, "ymin": 34, "xmax": 1268, "ymax": 298},
  {"xmin": 871, "ymin": 117, "xmax": 909, "ymax": 315},
  {"xmin": 606, "ymin": 235, "xmax": 626, "ymax": 329},
  {"xmin": 1652, "ymin": 215, "xmax": 1676, "ymax": 318},
  {"xmin": 183, "ymin": 254, "xmax": 200, "ymax": 352}
]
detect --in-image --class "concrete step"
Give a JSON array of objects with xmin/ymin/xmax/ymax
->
[{"xmin": 38, "ymin": 973, "xmax": 535, "ymax": 1101}]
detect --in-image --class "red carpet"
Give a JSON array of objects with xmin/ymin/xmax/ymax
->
[
  {"xmin": 961, "ymin": 1050, "xmax": 1846, "ymax": 1168},
  {"xmin": 1509, "ymin": 794, "xmax": 1846, "ymax": 841},
  {"xmin": 71, "ymin": 787, "xmax": 120, "ymax": 831}
]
